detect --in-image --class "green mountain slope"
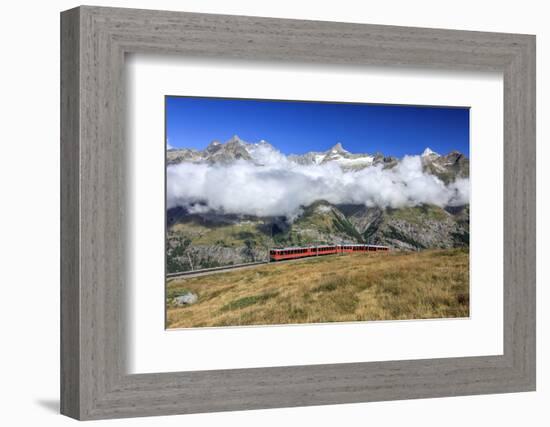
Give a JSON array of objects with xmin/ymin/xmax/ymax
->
[{"xmin": 166, "ymin": 202, "xmax": 469, "ymax": 273}]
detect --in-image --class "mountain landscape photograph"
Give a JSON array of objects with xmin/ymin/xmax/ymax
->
[{"xmin": 165, "ymin": 96, "xmax": 470, "ymax": 329}]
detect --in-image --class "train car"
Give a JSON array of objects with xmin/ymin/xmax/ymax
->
[
  {"xmin": 316, "ymin": 245, "xmax": 339, "ymax": 256},
  {"xmin": 269, "ymin": 246, "xmax": 312, "ymax": 262},
  {"xmin": 339, "ymin": 244, "xmax": 364, "ymax": 253},
  {"xmin": 366, "ymin": 244, "xmax": 390, "ymax": 252},
  {"xmin": 337, "ymin": 244, "xmax": 389, "ymax": 253},
  {"xmin": 269, "ymin": 245, "xmax": 337, "ymax": 261}
]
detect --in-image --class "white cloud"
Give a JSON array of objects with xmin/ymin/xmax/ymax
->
[
  {"xmin": 167, "ymin": 155, "xmax": 469, "ymax": 219},
  {"xmin": 246, "ymin": 142, "xmax": 288, "ymax": 166}
]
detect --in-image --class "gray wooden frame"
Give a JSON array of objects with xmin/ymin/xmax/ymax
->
[{"xmin": 60, "ymin": 5, "xmax": 536, "ymax": 420}]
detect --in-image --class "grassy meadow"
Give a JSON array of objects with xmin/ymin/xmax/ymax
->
[{"xmin": 166, "ymin": 248, "xmax": 469, "ymax": 329}]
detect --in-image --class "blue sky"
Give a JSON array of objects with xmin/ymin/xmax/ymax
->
[{"xmin": 165, "ymin": 96, "xmax": 469, "ymax": 157}]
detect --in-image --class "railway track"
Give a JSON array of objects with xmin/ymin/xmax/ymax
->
[
  {"xmin": 166, "ymin": 260, "xmax": 269, "ymax": 280},
  {"xmin": 166, "ymin": 254, "xmax": 338, "ymax": 280}
]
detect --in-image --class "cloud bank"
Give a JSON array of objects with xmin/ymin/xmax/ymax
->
[{"xmin": 167, "ymin": 156, "xmax": 469, "ymax": 219}]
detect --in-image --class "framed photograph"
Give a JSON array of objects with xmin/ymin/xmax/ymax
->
[
  {"xmin": 164, "ymin": 97, "xmax": 470, "ymax": 329},
  {"xmin": 61, "ymin": 6, "xmax": 536, "ymax": 420}
]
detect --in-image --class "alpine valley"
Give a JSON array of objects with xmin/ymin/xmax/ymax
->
[{"xmin": 166, "ymin": 136, "xmax": 469, "ymax": 273}]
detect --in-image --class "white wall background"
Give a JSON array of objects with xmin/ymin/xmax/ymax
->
[{"xmin": 0, "ymin": 1, "xmax": 546, "ymax": 425}]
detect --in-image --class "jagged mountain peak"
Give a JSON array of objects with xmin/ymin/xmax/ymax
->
[
  {"xmin": 422, "ymin": 147, "xmax": 440, "ymax": 157},
  {"xmin": 206, "ymin": 140, "xmax": 222, "ymax": 153},
  {"xmin": 227, "ymin": 134, "xmax": 244, "ymax": 144},
  {"xmin": 329, "ymin": 142, "xmax": 348, "ymax": 154},
  {"xmin": 203, "ymin": 135, "xmax": 251, "ymax": 163}
]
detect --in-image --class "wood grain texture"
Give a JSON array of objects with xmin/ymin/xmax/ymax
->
[
  {"xmin": 60, "ymin": 6, "xmax": 536, "ymax": 420},
  {"xmin": 60, "ymin": 7, "xmax": 80, "ymax": 419}
]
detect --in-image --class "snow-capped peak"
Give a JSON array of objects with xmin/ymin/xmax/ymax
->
[
  {"xmin": 330, "ymin": 142, "xmax": 348, "ymax": 154},
  {"xmin": 205, "ymin": 140, "xmax": 222, "ymax": 153},
  {"xmin": 228, "ymin": 134, "xmax": 244, "ymax": 144},
  {"xmin": 422, "ymin": 147, "xmax": 439, "ymax": 157}
]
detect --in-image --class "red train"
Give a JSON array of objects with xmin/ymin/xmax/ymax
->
[{"xmin": 269, "ymin": 244, "xmax": 389, "ymax": 262}]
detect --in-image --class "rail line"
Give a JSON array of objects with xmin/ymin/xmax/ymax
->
[
  {"xmin": 166, "ymin": 260, "xmax": 269, "ymax": 280},
  {"xmin": 166, "ymin": 254, "xmax": 333, "ymax": 280}
]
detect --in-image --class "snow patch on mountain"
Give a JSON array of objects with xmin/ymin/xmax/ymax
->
[
  {"xmin": 332, "ymin": 155, "xmax": 374, "ymax": 166},
  {"xmin": 422, "ymin": 147, "xmax": 440, "ymax": 157}
]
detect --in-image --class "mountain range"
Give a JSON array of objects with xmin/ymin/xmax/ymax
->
[
  {"xmin": 166, "ymin": 136, "xmax": 469, "ymax": 273},
  {"xmin": 168, "ymin": 135, "xmax": 468, "ymax": 181}
]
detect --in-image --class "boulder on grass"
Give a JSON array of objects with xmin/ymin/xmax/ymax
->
[{"xmin": 173, "ymin": 292, "xmax": 198, "ymax": 306}]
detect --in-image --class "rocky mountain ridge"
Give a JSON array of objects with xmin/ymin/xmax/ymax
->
[{"xmin": 167, "ymin": 135, "xmax": 468, "ymax": 180}]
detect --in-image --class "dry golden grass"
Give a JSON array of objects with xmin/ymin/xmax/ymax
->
[{"xmin": 166, "ymin": 248, "xmax": 469, "ymax": 329}]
